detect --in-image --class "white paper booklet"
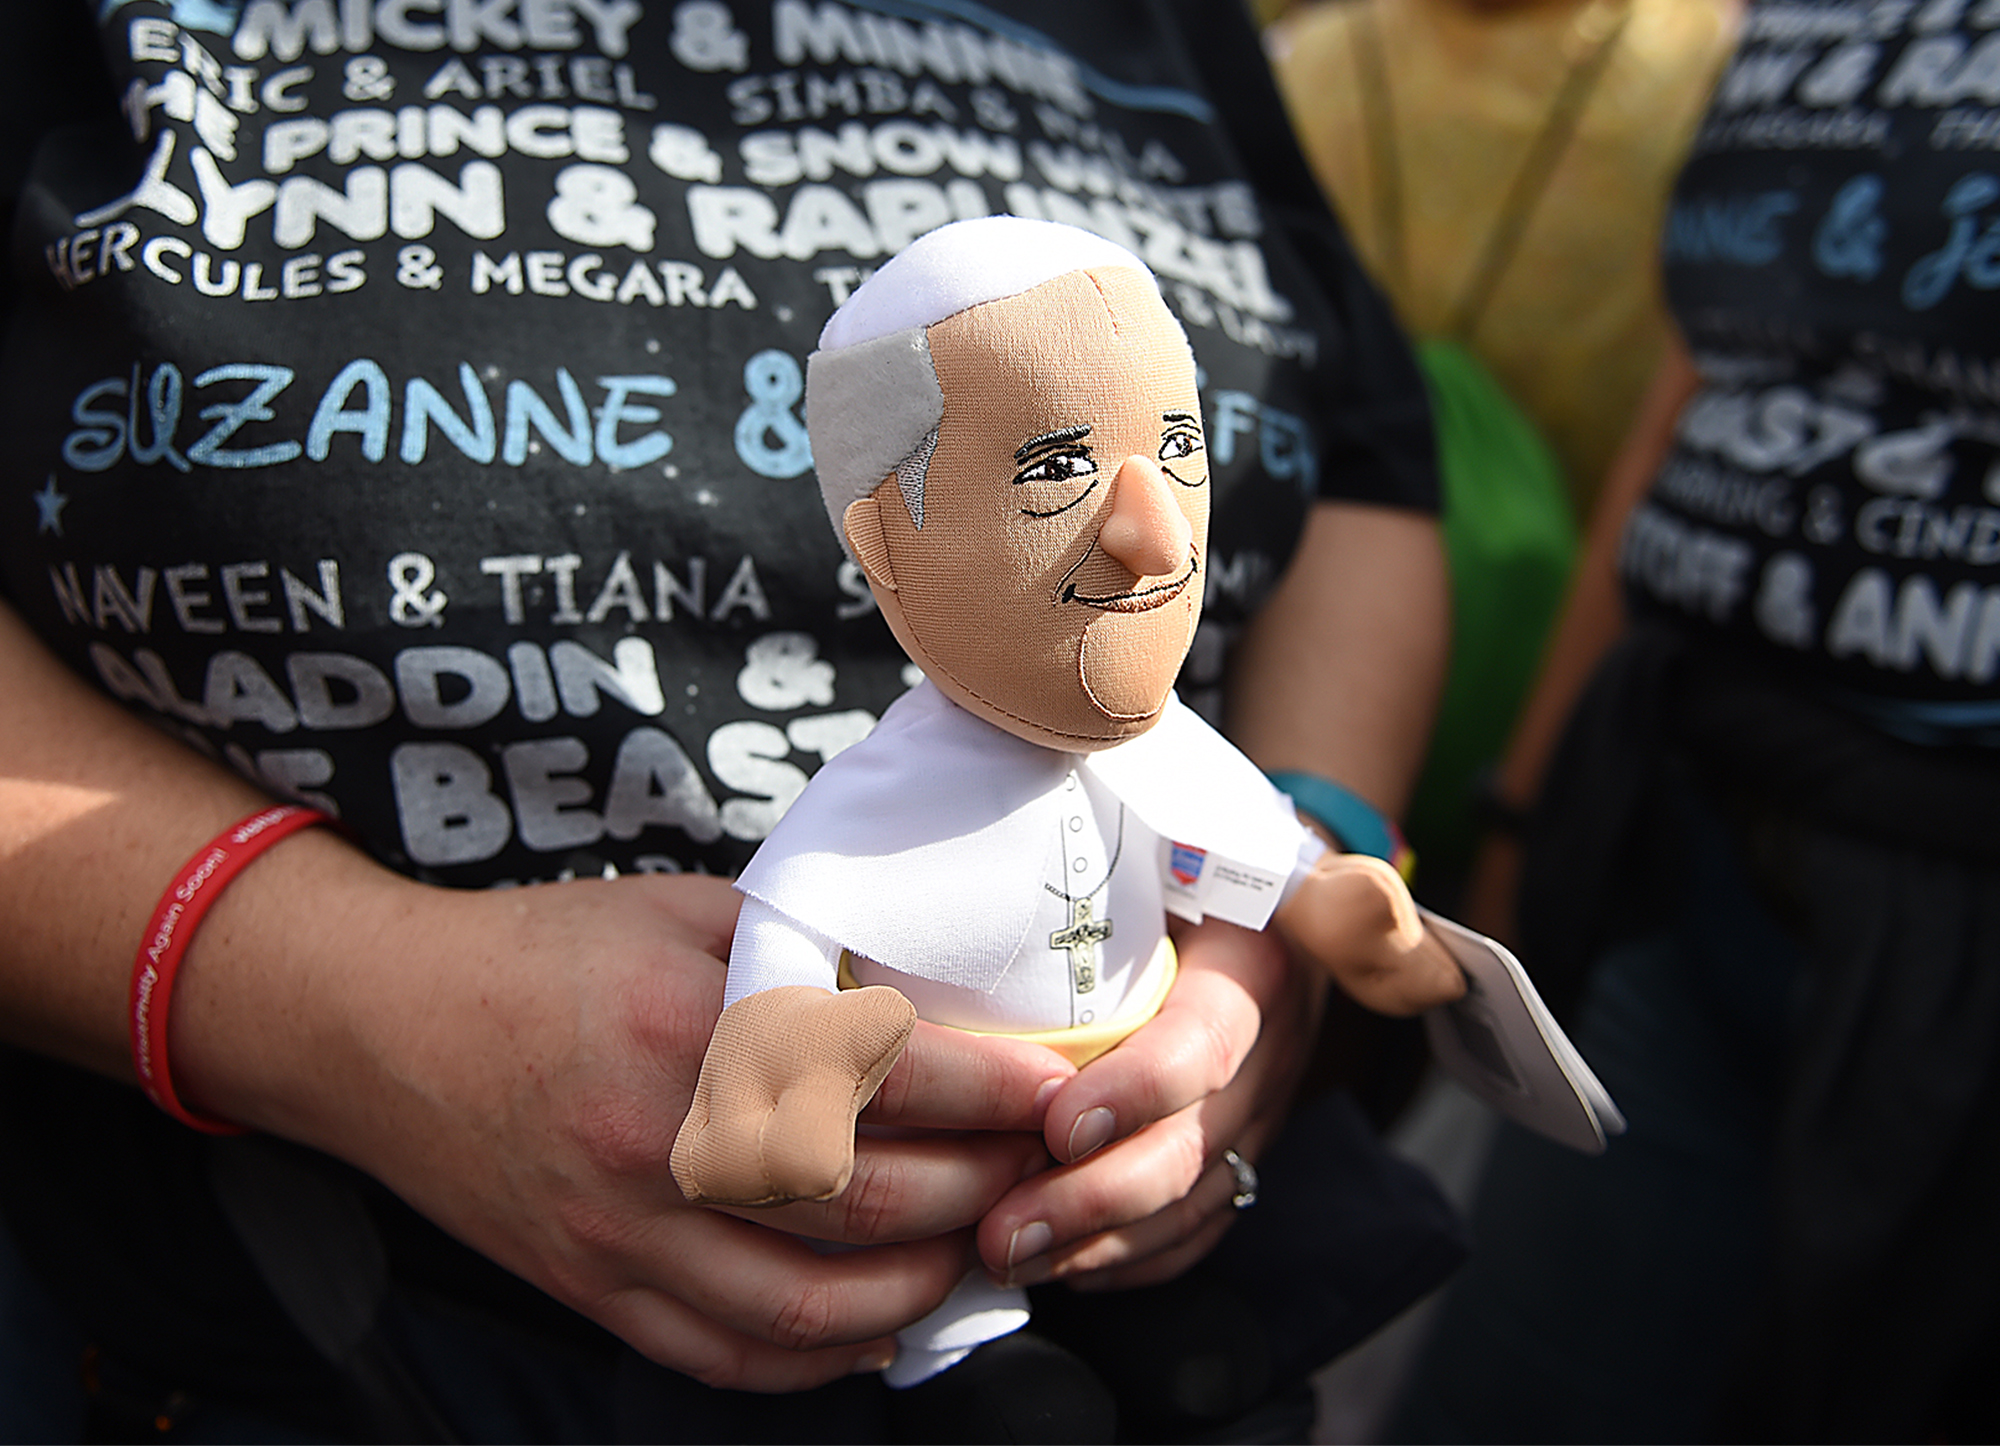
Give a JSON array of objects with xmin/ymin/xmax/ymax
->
[{"xmin": 1417, "ymin": 910, "xmax": 1626, "ymax": 1155}]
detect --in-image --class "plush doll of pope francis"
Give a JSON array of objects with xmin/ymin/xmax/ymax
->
[{"xmin": 671, "ymin": 216, "xmax": 1465, "ymax": 1387}]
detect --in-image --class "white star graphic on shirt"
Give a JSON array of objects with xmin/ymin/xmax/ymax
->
[{"xmin": 34, "ymin": 477, "xmax": 68, "ymax": 537}]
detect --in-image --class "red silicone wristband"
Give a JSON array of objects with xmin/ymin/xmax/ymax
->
[{"xmin": 129, "ymin": 804, "xmax": 329, "ymax": 1134}]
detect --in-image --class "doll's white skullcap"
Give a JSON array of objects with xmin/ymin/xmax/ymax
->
[
  {"xmin": 808, "ymin": 217, "xmax": 1156, "ymax": 561},
  {"xmin": 817, "ymin": 215, "xmax": 1152, "ymax": 350}
]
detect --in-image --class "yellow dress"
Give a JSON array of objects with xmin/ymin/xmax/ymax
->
[{"xmin": 1269, "ymin": 0, "xmax": 1736, "ymax": 515}]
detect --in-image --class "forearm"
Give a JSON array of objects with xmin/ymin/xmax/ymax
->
[
  {"xmin": 1489, "ymin": 335, "xmax": 1699, "ymax": 809},
  {"xmin": 1225, "ymin": 501, "xmax": 1450, "ymax": 818},
  {"xmin": 0, "ymin": 596, "xmax": 427, "ymax": 1143},
  {"xmin": 0, "ymin": 595, "xmax": 285, "ymax": 1078}
]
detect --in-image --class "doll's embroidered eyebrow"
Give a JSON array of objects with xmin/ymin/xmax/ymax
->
[
  {"xmin": 1162, "ymin": 411, "xmax": 1199, "ymax": 428},
  {"xmin": 1016, "ymin": 425, "xmax": 1091, "ymax": 463}
]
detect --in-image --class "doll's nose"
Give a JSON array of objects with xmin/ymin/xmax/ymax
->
[{"xmin": 1097, "ymin": 454, "xmax": 1192, "ymax": 578}]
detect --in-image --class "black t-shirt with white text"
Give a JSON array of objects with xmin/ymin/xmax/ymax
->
[
  {"xmin": 0, "ymin": 0, "xmax": 1437, "ymax": 1411},
  {"xmin": 2, "ymin": 0, "xmax": 1437, "ymax": 890},
  {"xmin": 1644, "ymin": 0, "xmax": 2000, "ymax": 745}
]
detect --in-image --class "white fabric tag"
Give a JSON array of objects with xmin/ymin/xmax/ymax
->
[{"xmin": 1085, "ymin": 697, "xmax": 1305, "ymax": 931}]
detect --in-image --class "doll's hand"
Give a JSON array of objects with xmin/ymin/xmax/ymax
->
[
  {"xmin": 737, "ymin": 1018, "xmax": 1071, "ymax": 1244},
  {"xmin": 673, "ymin": 985, "xmax": 917, "ymax": 1206},
  {"xmin": 972, "ymin": 913, "xmax": 1320, "ymax": 1292},
  {"xmin": 1275, "ymin": 853, "xmax": 1466, "ymax": 1015}
]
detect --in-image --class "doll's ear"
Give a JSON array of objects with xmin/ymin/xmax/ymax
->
[{"xmin": 843, "ymin": 492, "xmax": 898, "ymax": 592}]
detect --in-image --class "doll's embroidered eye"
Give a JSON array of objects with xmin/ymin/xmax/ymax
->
[
  {"xmin": 1016, "ymin": 450, "xmax": 1096, "ymax": 485},
  {"xmin": 1160, "ymin": 414, "xmax": 1204, "ymax": 477},
  {"xmin": 1015, "ymin": 455, "xmax": 1100, "ymax": 516},
  {"xmin": 1014, "ymin": 426, "xmax": 1100, "ymax": 516}
]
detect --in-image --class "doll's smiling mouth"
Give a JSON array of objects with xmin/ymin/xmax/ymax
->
[{"xmin": 1063, "ymin": 557, "xmax": 1198, "ymax": 612}]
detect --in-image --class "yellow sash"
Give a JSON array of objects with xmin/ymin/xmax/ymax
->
[{"xmin": 838, "ymin": 934, "xmax": 1178, "ymax": 1066}]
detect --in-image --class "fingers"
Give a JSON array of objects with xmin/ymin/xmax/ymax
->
[
  {"xmin": 749, "ymin": 1127, "xmax": 1052, "ymax": 1244},
  {"xmin": 975, "ymin": 1089, "xmax": 1276, "ymax": 1286},
  {"xmin": 864, "ymin": 1019, "xmax": 1075, "ymax": 1132},
  {"xmin": 981, "ymin": 1109, "xmax": 1212, "ymax": 1283},
  {"xmin": 597, "ymin": 1286, "xmax": 896, "ymax": 1393},
  {"xmin": 1062, "ymin": 1201, "xmax": 1238, "ymax": 1293},
  {"xmin": 617, "ymin": 1206, "xmax": 978, "ymax": 1366},
  {"xmin": 1036, "ymin": 919, "xmax": 1282, "ymax": 1167},
  {"xmin": 1036, "ymin": 1154, "xmax": 1247, "ymax": 1292},
  {"xmin": 1462, "ymin": 834, "xmax": 1524, "ymax": 945},
  {"xmin": 968, "ymin": 918, "xmax": 1316, "ymax": 1290}
]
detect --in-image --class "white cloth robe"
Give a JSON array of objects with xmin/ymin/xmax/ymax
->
[{"xmin": 726, "ymin": 679, "xmax": 1324, "ymax": 1384}]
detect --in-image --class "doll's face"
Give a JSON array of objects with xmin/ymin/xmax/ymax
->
[{"xmin": 856, "ymin": 266, "xmax": 1209, "ymax": 751}]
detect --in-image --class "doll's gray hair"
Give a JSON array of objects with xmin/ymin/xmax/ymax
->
[
  {"xmin": 804, "ymin": 216, "xmax": 1154, "ymax": 563},
  {"xmin": 806, "ymin": 327, "xmax": 945, "ymax": 555}
]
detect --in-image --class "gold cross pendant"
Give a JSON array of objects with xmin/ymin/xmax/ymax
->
[{"xmin": 1050, "ymin": 897, "xmax": 1112, "ymax": 994}]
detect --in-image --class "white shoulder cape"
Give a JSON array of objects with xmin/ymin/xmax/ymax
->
[{"xmin": 735, "ymin": 681, "xmax": 1306, "ymax": 992}]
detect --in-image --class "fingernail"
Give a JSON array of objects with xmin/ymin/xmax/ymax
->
[
  {"xmin": 1002, "ymin": 1221, "xmax": 1057, "ymax": 1289},
  {"xmin": 1066, "ymin": 1106, "xmax": 1115, "ymax": 1162},
  {"xmin": 1032, "ymin": 1076, "xmax": 1066, "ymax": 1115},
  {"xmin": 853, "ymin": 1346, "xmax": 896, "ymax": 1375},
  {"xmin": 1007, "ymin": 1221, "xmax": 1053, "ymax": 1270}
]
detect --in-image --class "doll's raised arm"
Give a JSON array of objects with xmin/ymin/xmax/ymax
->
[
  {"xmin": 724, "ymin": 898, "xmax": 847, "ymax": 1002},
  {"xmin": 1274, "ymin": 851, "xmax": 1464, "ymax": 1016}
]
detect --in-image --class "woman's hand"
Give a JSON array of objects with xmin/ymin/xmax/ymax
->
[
  {"xmin": 972, "ymin": 913, "xmax": 1323, "ymax": 1293},
  {"xmin": 0, "ymin": 591, "xmax": 1082, "ymax": 1393},
  {"xmin": 176, "ymin": 852, "xmax": 1072, "ymax": 1392}
]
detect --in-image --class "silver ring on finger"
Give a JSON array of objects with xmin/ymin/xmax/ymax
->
[{"xmin": 1222, "ymin": 1148, "xmax": 1258, "ymax": 1210}]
